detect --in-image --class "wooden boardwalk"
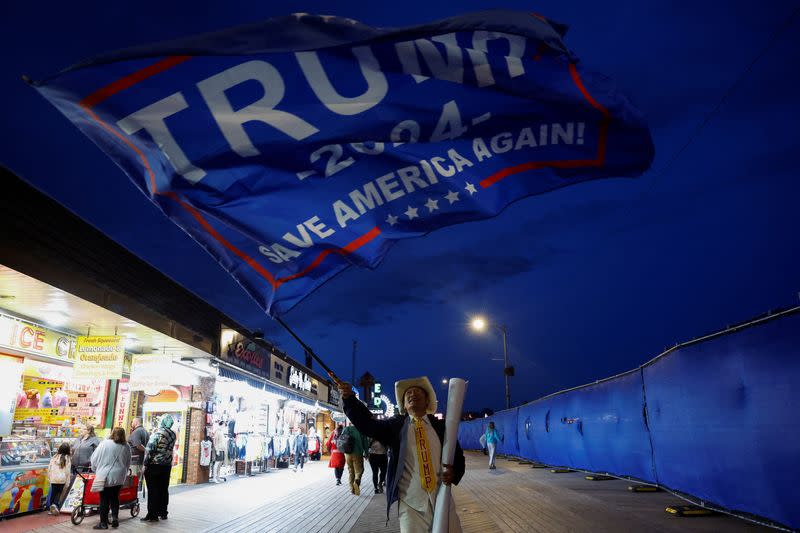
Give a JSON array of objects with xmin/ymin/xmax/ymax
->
[
  {"xmin": 17, "ymin": 452, "xmax": 773, "ymax": 532},
  {"xmin": 350, "ymin": 452, "xmax": 769, "ymax": 533},
  {"xmin": 206, "ymin": 471, "xmax": 376, "ymax": 533},
  {"xmin": 450, "ymin": 453, "xmax": 769, "ymax": 533}
]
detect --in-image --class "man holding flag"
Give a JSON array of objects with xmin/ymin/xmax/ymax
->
[
  {"xmin": 31, "ymin": 13, "xmax": 654, "ymax": 525},
  {"xmin": 337, "ymin": 377, "xmax": 465, "ymax": 532}
]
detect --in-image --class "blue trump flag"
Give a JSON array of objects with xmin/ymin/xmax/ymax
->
[{"xmin": 33, "ymin": 10, "xmax": 654, "ymax": 315}]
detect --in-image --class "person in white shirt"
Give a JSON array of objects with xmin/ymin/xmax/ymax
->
[{"xmin": 338, "ymin": 376, "xmax": 465, "ymax": 532}]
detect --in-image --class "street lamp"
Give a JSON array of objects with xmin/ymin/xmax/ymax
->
[{"xmin": 470, "ymin": 315, "xmax": 512, "ymax": 409}]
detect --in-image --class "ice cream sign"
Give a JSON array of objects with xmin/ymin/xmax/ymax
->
[{"xmin": 0, "ymin": 314, "xmax": 74, "ymax": 359}]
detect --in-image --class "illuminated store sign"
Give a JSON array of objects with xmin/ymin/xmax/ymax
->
[
  {"xmin": 369, "ymin": 394, "xmax": 395, "ymax": 418},
  {"xmin": 219, "ymin": 330, "xmax": 270, "ymax": 380},
  {"xmin": 288, "ymin": 366, "xmax": 312, "ymax": 392},
  {"xmin": 0, "ymin": 314, "xmax": 75, "ymax": 359}
]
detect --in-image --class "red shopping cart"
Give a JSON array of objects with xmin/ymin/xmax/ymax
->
[{"xmin": 70, "ymin": 470, "xmax": 140, "ymax": 525}]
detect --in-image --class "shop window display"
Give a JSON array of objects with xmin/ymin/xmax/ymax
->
[
  {"xmin": 0, "ymin": 432, "xmax": 53, "ymax": 517},
  {"xmin": 0, "ymin": 354, "xmax": 112, "ymax": 519},
  {"xmin": 210, "ymin": 380, "xmax": 280, "ymax": 478},
  {"xmin": 14, "ymin": 360, "xmax": 108, "ymax": 428}
]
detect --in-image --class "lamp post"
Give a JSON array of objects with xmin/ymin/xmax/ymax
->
[{"xmin": 470, "ymin": 316, "xmax": 512, "ymax": 410}]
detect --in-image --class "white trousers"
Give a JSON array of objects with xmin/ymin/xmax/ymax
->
[
  {"xmin": 399, "ymin": 495, "xmax": 462, "ymax": 533},
  {"xmin": 487, "ymin": 442, "xmax": 497, "ymax": 467}
]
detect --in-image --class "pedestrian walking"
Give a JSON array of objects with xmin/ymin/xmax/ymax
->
[
  {"xmin": 337, "ymin": 376, "xmax": 465, "ymax": 532},
  {"xmin": 47, "ymin": 443, "xmax": 71, "ymax": 514},
  {"xmin": 71, "ymin": 424, "xmax": 100, "ymax": 470},
  {"xmin": 339, "ymin": 422, "xmax": 369, "ymax": 495},
  {"xmin": 127, "ymin": 417, "xmax": 148, "ymax": 490},
  {"xmin": 368, "ymin": 438, "xmax": 388, "ymax": 494},
  {"xmin": 89, "ymin": 427, "xmax": 132, "ymax": 529},
  {"xmin": 326, "ymin": 424, "xmax": 346, "ymax": 485},
  {"xmin": 484, "ymin": 422, "xmax": 503, "ymax": 470},
  {"xmin": 308, "ymin": 427, "xmax": 321, "ymax": 461},
  {"xmin": 141, "ymin": 414, "xmax": 176, "ymax": 522},
  {"xmin": 292, "ymin": 427, "xmax": 308, "ymax": 472}
]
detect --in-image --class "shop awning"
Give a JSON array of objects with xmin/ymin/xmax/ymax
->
[
  {"xmin": 218, "ymin": 365, "xmax": 265, "ymax": 390},
  {"xmin": 264, "ymin": 380, "xmax": 317, "ymax": 407},
  {"xmin": 218, "ymin": 361, "xmax": 330, "ymax": 408}
]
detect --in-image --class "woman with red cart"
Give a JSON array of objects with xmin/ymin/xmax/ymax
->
[{"xmin": 90, "ymin": 428, "xmax": 131, "ymax": 529}]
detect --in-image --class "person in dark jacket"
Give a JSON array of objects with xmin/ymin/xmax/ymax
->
[
  {"xmin": 71, "ymin": 425, "xmax": 100, "ymax": 470},
  {"xmin": 337, "ymin": 376, "xmax": 465, "ymax": 532},
  {"xmin": 368, "ymin": 437, "xmax": 388, "ymax": 494},
  {"xmin": 141, "ymin": 415, "xmax": 176, "ymax": 522},
  {"xmin": 292, "ymin": 428, "xmax": 308, "ymax": 472},
  {"xmin": 128, "ymin": 418, "xmax": 148, "ymax": 491}
]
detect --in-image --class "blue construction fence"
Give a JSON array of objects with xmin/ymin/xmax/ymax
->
[{"xmin": 458, "ymin": 308, "xmax": 800, "ymax": 530}]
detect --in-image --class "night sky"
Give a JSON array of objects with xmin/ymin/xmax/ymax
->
[{"xmin": 2, "ymin": 1, "xmax": 798, "ymax": 411}]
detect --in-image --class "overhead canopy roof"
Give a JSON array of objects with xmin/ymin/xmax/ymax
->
[{"xmin": 0, "ymin": 167, "xmax": 270, "ymax": 350}]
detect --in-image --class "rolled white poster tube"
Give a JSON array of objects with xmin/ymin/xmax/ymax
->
[{"xmin": 432, "ymin": 378, "xmax": 467, "ymax": 533}]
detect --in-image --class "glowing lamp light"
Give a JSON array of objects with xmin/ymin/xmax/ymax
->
[
  {"xmin": 470, "ymin": 317, "xmax": 487, "ymax": 332},
  {"xmin": 220, "ymin": 328, "xmax": 237, "ymax": 348}
]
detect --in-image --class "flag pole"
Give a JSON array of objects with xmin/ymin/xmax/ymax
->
[{"xmin": 274, "ymin": 316, "xmax": 342, "ymax": 384}]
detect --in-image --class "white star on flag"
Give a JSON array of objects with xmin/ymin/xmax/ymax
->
[
  {"xmin": 465, "ymin": 182, "xmax": 477, "ymax": 195},
  {"xmin": 386, "ymin": 214, "xmax": 399, "ymax": 226},
  {"xmin": 404, "ymin": 206, "xmax": 419, "ymax": 220},
  {"xmin": 444, "ymin": 190, "xmax": 460, "ymax": 204},
  {"xmin": 424, "ymin": 198, "xmax": 439, "ymax": 212}
]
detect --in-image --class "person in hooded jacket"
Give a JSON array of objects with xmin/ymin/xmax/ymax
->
[{"xmin": 141, "ymin": 415, "xmax": 176, "ymax": 522}]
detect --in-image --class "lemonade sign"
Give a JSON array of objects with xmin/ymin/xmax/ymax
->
[{"xmin": 73, "ymin": 336, "xmax": 124, "ymax": 380}]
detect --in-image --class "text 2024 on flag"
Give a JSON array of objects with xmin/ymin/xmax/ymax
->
[{"xmin": 34, "ymin": 10, "xmax": 654, "ymax": 314}]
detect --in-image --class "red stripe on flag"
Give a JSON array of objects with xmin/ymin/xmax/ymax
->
[
  {"xmin": 275, "ymin": 227, "xmax": 382, "ymax": 288},
  {"xmin": 480, "ymin": 63, "xmax": 611, "ymax": 188},
  {"xmin": 163, "ymin": 192, "xmax": 279, "ymax": 288},
  {"xmin": 79, "ymin": 55, "xmax": 192, "ymax": 110}
]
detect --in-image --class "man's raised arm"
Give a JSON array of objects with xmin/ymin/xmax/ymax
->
[{"xmin": 337, "ymin": 380, "xmax": 395, "ymax": 444}]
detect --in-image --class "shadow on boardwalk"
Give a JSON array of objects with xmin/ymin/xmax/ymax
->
[
  {"xmin": 22, "ymin": 452, "xmax": 771, "ymax": 532},
  {"xmin": 350, "ymin": 451, "xmax": 770, "ymax": 533}
]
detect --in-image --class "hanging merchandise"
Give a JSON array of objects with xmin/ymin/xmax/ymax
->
[
  {"xmin": 308, "ymin": 428, "xmax": 321, "ymax": 461},
  {"xmin": 199, "ymin": 439, "xmax": 212, "ymax": 467}
]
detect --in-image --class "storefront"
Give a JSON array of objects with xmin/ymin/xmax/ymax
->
[
  {"xmin": 0, "ymin": 313, "xmax": 121, "ymax": 518},
  {"xmin": 127, "ymin": 349, "xmax": 218, "ymax": 487},
  {"xmin": 0, "ymin": 266, "xmax": 218, "ymax": 517},
  {"xmin": 211, "ymin": 330, "xmax": 344, "ymax": 474},
  {"xmin": 212, "ymin": 330, "xmax": 280, "ymax": 477},
  {"xmin": 268, "ymin": 352, "xmax": 343, "ymax": 455}
]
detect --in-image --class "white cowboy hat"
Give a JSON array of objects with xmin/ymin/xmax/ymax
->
[{"xmin": 395, "ymin": 376, "xmax": 438, "ymax": 415}]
